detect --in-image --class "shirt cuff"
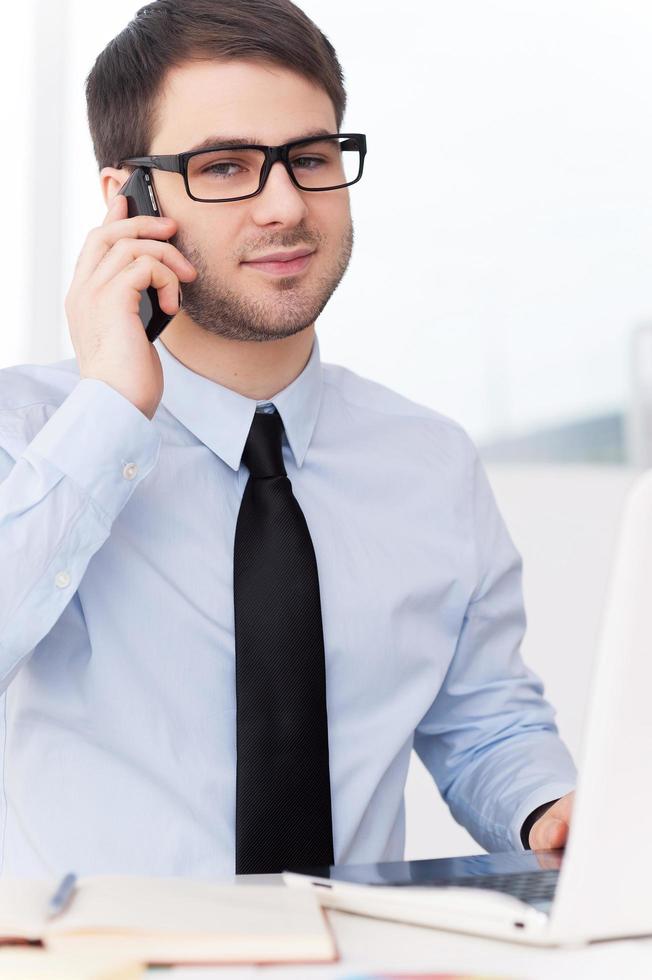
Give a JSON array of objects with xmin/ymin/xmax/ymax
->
[{"xmin": 22, "ymin": 378, "xmax": 161, "ymax": 523}]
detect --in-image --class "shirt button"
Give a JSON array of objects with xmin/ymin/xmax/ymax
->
[
  {"xmin": 122, "ymin": 462, "xmax": 138, "ymax": 480},
  {"xmin": 54, "ymin": 571, "xmax": 71, "ymax": 589}
]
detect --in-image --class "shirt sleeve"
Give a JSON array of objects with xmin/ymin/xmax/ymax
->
[
  {"xmin": 413, "ymin": 437, "xmax": 577, "ymax": 853},
  {"xmin": 0, "ymin": 379, "xmax": 161, "ymax": 691}
]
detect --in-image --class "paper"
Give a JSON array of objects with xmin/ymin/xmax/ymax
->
[{"xmin": 0, "ymin": 948, "xmax": 144, "ymax": 979}]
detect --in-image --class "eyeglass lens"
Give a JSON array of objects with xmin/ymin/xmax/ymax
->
[{"xmin": 187, "ymin": 136, "xmax": 362, "ymax": 201}]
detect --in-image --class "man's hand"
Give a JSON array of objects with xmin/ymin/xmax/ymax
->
[{"xmin": 529, "ymin": 790, "xmax": 575, "ymax": 850}]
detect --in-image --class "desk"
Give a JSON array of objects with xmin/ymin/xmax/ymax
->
[{"xmin": 145, "ymin": 873, "xmax": 652, "ymax": 980}]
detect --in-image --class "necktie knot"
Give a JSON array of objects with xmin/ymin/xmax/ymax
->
[{"xmin": 241, "ymin": 409, "xmax": 287, "ymax": 479}]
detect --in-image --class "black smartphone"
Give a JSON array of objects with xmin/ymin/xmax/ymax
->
[{"xmin": 117, "ymin": 167, "xmax": 179, "ymax": 343}]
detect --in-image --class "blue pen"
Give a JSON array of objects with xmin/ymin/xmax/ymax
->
[{"xmin": 46, "ymin": 872, "xmax": 78, "ymax": 919}]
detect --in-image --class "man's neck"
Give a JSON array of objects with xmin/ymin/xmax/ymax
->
[{"xmin": 158, "ymin": 316, "xmax": 316, "ymax": 401}]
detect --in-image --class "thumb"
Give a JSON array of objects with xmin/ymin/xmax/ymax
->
[{"xmin": 539, "ymin": 816, "xmax": 568, "ymax": 849}]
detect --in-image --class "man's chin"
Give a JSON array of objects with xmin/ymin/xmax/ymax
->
[{"xmin": 190, "ymin": 309, "xmax": 316, "ymax": 343}]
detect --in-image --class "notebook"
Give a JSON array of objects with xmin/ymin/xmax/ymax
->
[
  {"xmin": 0, "ymin": 949, "xmax": 144, "ymax": 980},
  {"xmin": 0, "ymin": 876, "xmax": 337, "ymax": 965}
]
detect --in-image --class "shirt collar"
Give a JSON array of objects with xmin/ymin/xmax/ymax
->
[{"xmin": 154, "ymin": 332, "xmax": 323, "ymax": 472}]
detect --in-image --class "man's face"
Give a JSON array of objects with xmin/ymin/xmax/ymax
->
[{"xmin": 142, "ymin": 58, "xmax": 354, "ymax": 343}]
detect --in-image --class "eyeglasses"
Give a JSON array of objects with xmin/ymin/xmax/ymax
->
[{"xmin": 118, "ymin": 132, "xmax": 367, "ymax": 203}]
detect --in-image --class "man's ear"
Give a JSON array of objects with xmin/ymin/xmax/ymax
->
[{"xmin": 100, "ymin": 166, "xmax": 131, "ymax": 208}]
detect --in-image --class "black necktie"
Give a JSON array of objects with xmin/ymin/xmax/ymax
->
[{"xmin": 233, "ymin": 408, "xmax": 334, "ymax": 875}]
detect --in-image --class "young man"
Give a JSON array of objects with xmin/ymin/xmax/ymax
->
[{"xmin": 0, "ymin": 0, "xmax": 575, "ymax": 877}]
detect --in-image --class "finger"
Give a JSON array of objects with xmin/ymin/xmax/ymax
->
[
  {"xmin": 72, "ymin": 198, "xmax": 127, "ymax": 276},
  {"xmin": 101, "ymin": 192, "xmax": 127, "ymax": 226},
  {"xmin": 530, "ymin": 816, "xmax": 568, "ymax": 851},
  {"xmin": 91, "ymin": 238, "xmax": 196, "ymax": 291},
  {"xmin": 556, "ymin": 794, "xmax": 575, "ymax": 821},
  {"xmin": 74, "ymin": 201, "xmax": 177, "ymax": 285},
  {"xmin": 116, "ymin": 254, "xmax": 182, "ymax": 316}
]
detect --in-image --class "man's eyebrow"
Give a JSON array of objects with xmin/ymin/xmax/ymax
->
[{"xmin": 184, "ymin": 128, "xmax": 334, "ymax": 153}]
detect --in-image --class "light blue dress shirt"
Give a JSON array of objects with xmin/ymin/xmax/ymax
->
[{"xmin": 0, "ymin": 332, "xmax": 576, "ymax": 877}]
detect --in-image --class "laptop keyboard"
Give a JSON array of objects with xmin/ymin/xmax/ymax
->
[{"xmin": 394, "ymin": 868, "xmax": 559, "ymax": 905}]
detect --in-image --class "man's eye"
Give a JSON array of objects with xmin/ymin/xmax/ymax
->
[
  {"xmin": 291, "ymin": 156, "xmax": 325, "ymax": 169},
  {"xmin": 202, "ymin": 162, "xmax": 243, "ymax": 177}
]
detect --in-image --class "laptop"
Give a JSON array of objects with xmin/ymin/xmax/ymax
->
[{"xmin": 284, "ymin": 468, "xmax": 652, "ymax": 946}]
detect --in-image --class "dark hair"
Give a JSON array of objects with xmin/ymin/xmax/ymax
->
[{"xmin": 85, "ymin": 0, "xmax": 347, "ymax": 172}]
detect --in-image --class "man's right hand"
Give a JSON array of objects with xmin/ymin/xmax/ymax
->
[{"xmin": 64, "ymin": 192, "xmax": 197, "ymax": 420}]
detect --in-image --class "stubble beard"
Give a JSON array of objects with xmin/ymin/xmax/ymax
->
[{"xmin": 171, "ymin": 222, "xmax": 354, "ymax": 342}]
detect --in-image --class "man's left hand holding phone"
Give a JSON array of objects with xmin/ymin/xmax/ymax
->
[{"xmin": 64, "ymin": 168, "xmax": 197, "ymax": 421}]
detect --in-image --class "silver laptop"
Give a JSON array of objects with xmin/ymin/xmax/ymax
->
[{"xmin": 284, "ymin": 468, "xmax": 652, "ymax": 946}]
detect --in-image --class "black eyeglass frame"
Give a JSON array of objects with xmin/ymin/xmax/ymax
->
[{"xmin": 118, "ymin": 132, "xmax": 367, "ymax": 203}]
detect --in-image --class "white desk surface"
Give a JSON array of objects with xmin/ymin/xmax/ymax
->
[{"xmin": 145, "ymin": 873, "xmax": 652, "ymax": 980}]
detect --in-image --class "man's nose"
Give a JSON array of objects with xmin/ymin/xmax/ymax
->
[{"xmin": 251, "ymin": 160, "xmax": 309, "ymax": 221}]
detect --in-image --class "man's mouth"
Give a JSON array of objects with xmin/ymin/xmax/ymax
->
[{"xmin": 241, "ymin": 249, "xmax": 315, "ymax": 276}]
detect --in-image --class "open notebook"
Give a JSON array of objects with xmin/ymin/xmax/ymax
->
[
  {"xmin": 0, "ymin": 876, "xmax": 337, "ymax": 965},
  {"xmin": 0, "ymin": 949, "xmax": 144, "ymax": 980}
]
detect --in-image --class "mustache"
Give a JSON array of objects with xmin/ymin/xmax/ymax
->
[{"xmin": 170, "ymin": 229, "xmax": 322, "ymax": 265}]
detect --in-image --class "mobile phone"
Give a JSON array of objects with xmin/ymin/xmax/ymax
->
[{"xmin": 117, "ymin": 167, "xmax": 179, "ymax": 343}]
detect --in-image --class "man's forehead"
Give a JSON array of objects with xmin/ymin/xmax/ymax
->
[
  {"xmin": 157, "ymin": 58, "xmax": 333, "ymax": 113},
  {"xmin": 153, "ymin": 59, "xmax": 336, "ymax": 151}
]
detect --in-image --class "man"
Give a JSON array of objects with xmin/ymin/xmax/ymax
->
[{"xmin": 0, "ymin": 0, "xmax": 575, "ymax": 877}]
